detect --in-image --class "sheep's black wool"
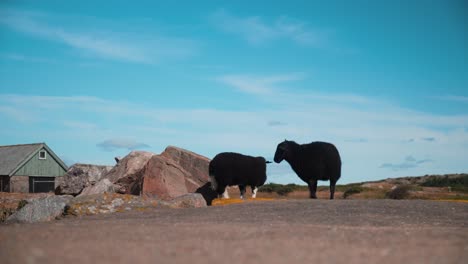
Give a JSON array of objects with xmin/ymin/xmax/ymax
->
[
  {"xmin": 274, "ymin": 140, "xmax": 341, "ymax": 199},
  {"xmin": 209, "ymin": 152, "xmax": 268, "ymax": 199}
]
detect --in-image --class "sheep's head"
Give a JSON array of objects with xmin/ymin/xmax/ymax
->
[{"xmin": 274, "ymin": 140, "xmax": 290, "ymax": 163}]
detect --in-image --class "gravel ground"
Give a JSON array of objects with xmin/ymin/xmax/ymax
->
[{"xmin": 1, "ymin": 199, "xmax": 467, "ymax": 264}]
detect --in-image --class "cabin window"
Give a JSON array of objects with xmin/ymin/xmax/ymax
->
[
  {"xmin": 29, "ymin": 177, "xmax": 55, "ymax": 193},
  {"xmin": 39, "ymin": 150, "xmax": 47, "ymax": 160}
]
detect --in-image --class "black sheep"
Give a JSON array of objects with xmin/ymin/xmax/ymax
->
[
  {"xmin": 274, "ymin": 140, "xmax": 341, "ymax": 199},
  {"xmin": 209, "ymin": 152, "xmax": 268, "ymax": 199}
]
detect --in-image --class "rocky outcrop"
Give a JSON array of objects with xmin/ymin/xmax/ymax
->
[
  {"xmin": 56, "ymin": 164, "xmax": 113, "ymax": 196},
  {"xmin": 3, "ymin": 192, "xmax": 208, "ymax": 222},
  {"xmin": 6, "ymin": 195, "xmax": 73, "ymax": 223},
  {"xmin": 66, "ymin": 193, "xmax": 206, "ymax": 216},
  {"xmin": 66, "ymin": 193, "xmax": 159, "ymax": 216},
  {"xmin": 73, "ymin": 146, "xmax": 211, "ymax": 202}
]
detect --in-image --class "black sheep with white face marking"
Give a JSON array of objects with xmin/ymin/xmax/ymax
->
[
  {"xmin": 209, "ymin": 152, "xmax": 268, "ymax": 199},
  {"xmin": 274, "ymin": 140, "xmax": 342, "ymax": 199}
]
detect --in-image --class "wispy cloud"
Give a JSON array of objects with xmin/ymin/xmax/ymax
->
[
  {"xmin": 433, "ymin": 95, "xmax": 468, "ymax": 104},
  {"xmin": 268, "ymin": 121, "xmax": 287, "ymax": 127},
  {"xmin": 344, "ymin": 138, "xmax": 368, "ymax": 143},
  {"xmin": 0, "ymin": 8, "xmax": 197, "ymax": 63},
  {"xmin": 1, "ymin": 53, "xmax": 56, "ymax": 63},
  {"xmin": 211, "ymin": 9, "xmax": 325, "ymax": 46},
  {"xmin": 217, "ymin": 73, "xmax": 305, "ymax": 95},
  {"xmin": 0, "ymin": 105, "xmax": 34, "ymax": 122},
  {"xmin": 404, "ymin": 137, "xmax": 436, "ymax": 143},
  {"xmin": 63, "ymin": 121, "xmax": 98, "ymax": 130},
  {"xmin": 217, "ymin": 73, "xmax": 377, "ymax": 107},
  {"xmin": 380, "ymin": 156, "xmax": 433, "ymax": 171},
  {"xmin": 97, "ymin": 139, "xmax": 150, "ymax": 152}
]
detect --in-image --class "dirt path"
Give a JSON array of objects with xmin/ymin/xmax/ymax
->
[{"xmin": 1, "ymin": 199, "xmax": 467, "ymax": 264}]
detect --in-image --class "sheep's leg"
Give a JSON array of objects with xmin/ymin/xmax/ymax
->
[
  {"xmin": 308, "ymin": 180, "xmax": 318, "ymax": 199},
  {"xmin": 251, "ymin": 186, "xmax": 258, "ymax": 198},
  {"xmin": 330, "ymin": 180, "xmax": 336, "ymax": 200},
  {"xmin": 221, "ymin": 188, "xmax": 230, "ymax": 199},
  {"xmin": 238, "ymin": 185, "xmax": 246, "ymax": 199}
]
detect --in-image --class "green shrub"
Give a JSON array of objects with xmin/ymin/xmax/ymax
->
[
  {"xmin": 386, "ymin": 185, "xmax": 411, "ymax": 199},
  {"xmin": 343, "ymin": 186, "xmax": 364, "ymax": 199}
]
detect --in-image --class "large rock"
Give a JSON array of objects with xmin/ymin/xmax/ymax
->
[
  {"xmin": 6, "ymin": 195, "xmax": 73, "ymax": 223},
  {"xmin": 162, "ymin": 193, "xmax": 207, "ymax": 208},
  {"xmin": 141, "ymin": 155, "xmax": 191, "ymax": 200},
  {"xmin": 106, "ymin": 151, "xmax": 155, "ymax": 194},
  {"xmin": 141, "ymin": 146, "xmax": 211, "ymax": 200},
  {"xmin": 161, "ymin": 146, "xmax": 211, "ymax": 190},
  {"xmin": 56, "ymin": 164, "xmax": 113, "ymax": 196},
  {"xmin": 79, "ymin": 179, "xmax": 115, "ymax": 197}
]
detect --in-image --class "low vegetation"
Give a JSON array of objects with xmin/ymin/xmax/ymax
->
[
  {"xmin": 421, "ymin": 174, "xmax": 468, "ymax": 192},
  {"xmin": 257, "ymin": 174, "xmax": 468, "ymax": 200}
]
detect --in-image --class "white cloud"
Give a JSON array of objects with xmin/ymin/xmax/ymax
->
[
  {"xmin": 0, "ymin": 8, "xmax": 197, "ymax": 63},
  {"xmin": 212, "ymin": 9, "xmax": 325, "ymax": 46}
]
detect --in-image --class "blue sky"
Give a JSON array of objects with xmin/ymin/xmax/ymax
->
[{"xmin": 1, "ymin": 0, "xmax": 467, "ymax": 184}]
